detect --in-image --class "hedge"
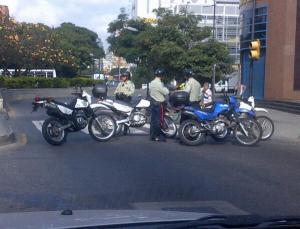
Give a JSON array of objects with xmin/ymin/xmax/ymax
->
[{"xmin": 0, "ymin": 77, "xmax": 103, "ymax": 89}]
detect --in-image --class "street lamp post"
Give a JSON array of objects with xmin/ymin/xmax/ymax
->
[
  {"xmin": 212, "ymin": 0, "xmax": 216, "ymax": 40},
  {"xmin": 185, "ymin": 1, "xmax": 190, "ymax": 18},
  {"xmin": 202, "ymin": 0, "xmax": 216, "ymax": 39},
  {"xmin": 212, "ymin": 64, "xmax": 216, "ymax": 100},
  {"xmin": 90, "ymin": 53, "xmax": 94, "ymax": 79}
]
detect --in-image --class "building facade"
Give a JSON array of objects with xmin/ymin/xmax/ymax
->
[
  {"xmin": 172, "ymin": 0, "xmax": 240, "ymax": 63},
  {"xmin": 131, "ymin": 0, "xmax": 171, "ymax": 19},
  {"xmin": 240, "ymin": 0, "xmax": 300, "ymax": 100}
]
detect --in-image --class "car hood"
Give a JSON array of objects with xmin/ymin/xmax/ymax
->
[{"xmin": 0, "ymin": 210, "xmax": 213, "ymax": 229}]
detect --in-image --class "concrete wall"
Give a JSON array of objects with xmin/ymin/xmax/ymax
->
[
  {"xmin": 2, "ymin": 88, "xmax": 146, "ymax": 103},
  {"xmin": 264, "ymin": 0, "xmax": 300, "ymax": 100},
  {"xmin": 241, "ymin": 0, "xmax": 300, "ymax": 101}
]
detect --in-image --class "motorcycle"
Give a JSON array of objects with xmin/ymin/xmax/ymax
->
[
  {"xmin": 92, "ymin": 95, "xmax": 178, "ymax": 138},
  {"xmin": 178, "ymin": 95, "xmax": 263, "ymax": 146},
  {"xmin": 238, "ymin": 96, "xmax": 274, "ymax": 140},
  {"xmin": 32, "ymin": 88, "xmax": 116, "ymax": 145}
]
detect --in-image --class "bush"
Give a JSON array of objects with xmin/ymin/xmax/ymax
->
[{"xmin": 0, "ymin": 77, "xmax": 103, "ymax": 89}]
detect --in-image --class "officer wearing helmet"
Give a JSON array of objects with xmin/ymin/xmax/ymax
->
[
  {"xmin": 149, "ymin": 68, "xmax": 169, "ymax": 142},
  {"xmin": 114, "ymin": 71, "xmax": 135, "ymax": 103},
  {"xmin": 183, "ymin": 68, "xmax": 201, "ymax": 107}
]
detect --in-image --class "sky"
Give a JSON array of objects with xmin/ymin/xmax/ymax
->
[{"xmin": 0, "ymin": 0, "xmax": 132, "ymax": 50}]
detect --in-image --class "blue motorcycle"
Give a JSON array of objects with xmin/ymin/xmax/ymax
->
[{"xmin": 178, "ymin": 96, "xmax": 262, "ymax": 146}]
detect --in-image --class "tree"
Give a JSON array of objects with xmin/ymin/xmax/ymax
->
[
  {"xmin": 0, "ymin": 18, "xmax": 76, "ymax": 76},
  {"xmin": 107, "ymin": 8, "xmax": 233, "ymax": 84},
  {"xmin": 54, "ymin": 23, "xmax": 105, "ymax": 76}
]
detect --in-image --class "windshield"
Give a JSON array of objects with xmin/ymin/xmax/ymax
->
[{"xmin": 0, "ymin": 0, "xmax": 300, "ymax": 227}]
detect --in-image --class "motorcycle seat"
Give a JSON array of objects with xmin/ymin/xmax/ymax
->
[
  {"xmin": 115, "ymin": 99, "xmax": 141, "ymax": 108},
  {"xmin": 199, "ymin": 102, "xmax": 216, "ymax": 113},
  {"xmin": 53, "ymin": 99, "xmax": 77, "ymax": 109}
]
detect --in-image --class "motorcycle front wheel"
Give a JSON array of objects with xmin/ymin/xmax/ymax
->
[
  {"xmin": 178, "ymin": 119, "xmax": 205, "ymax": 146},
  {"xmin": 88, "ymin": 113, "xmax": 116, "ymax": 142},
  {"xmin": 256, "ymin": 115, "xmax": 274, "ymax": 140},
  {"xmin": 161, "ymin": 116, "xmax": 177, "ymax": 138},
  {"xmin": 42, "ymin": 117, "xmax": 67, "ymax": 146},
  {"xmin": 234, "ymin": 118, "xmax": 262, "ymax": 146}
]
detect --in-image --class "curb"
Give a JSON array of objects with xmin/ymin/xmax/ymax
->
[
  {"xmin": 0, "ymin": 89, "xmax": 15, "ymax": 147},
  {"xmin": 0, "ymin": 125, "xmax": 15, "ymax": 146}
]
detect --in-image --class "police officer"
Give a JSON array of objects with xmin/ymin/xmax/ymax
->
[
  {"xmin": 114, "ymin": 71, "xmax": 135, "ymax": 135},
  {"xmin": 114, "ymin": 71, "xmax": 135, "ymax": 103},
  {"xmin": 149, "ymin": 68, "xmax": 169, "ymax": 142},
  {"xmin": 183, "ymin": 68, "xmax": 201, "ymax": 107}
]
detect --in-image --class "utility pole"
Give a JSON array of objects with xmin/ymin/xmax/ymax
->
[{"xmin": 249, "ymin": 0, "xmax": 256, "ymax": 96}]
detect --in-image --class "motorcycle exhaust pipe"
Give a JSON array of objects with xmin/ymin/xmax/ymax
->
[
  {"xmin": 58, "ymin": 124, "xmax": 72, "ymax": 131},
  {"xmin": 116, "ymin": 119, "xmax": 129, "ymax": 125}
]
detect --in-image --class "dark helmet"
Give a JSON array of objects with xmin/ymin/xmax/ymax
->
[
  {"xmin": 121, "ymin": 71, "xmax": 131, "ymax": 80},
  {"xmin": 154, "ymin": 68, "xmax": 166, "ymax": 77},
  {"xmin": 183, "ymin": 68, "xmax": 194, "ymax": 77}
]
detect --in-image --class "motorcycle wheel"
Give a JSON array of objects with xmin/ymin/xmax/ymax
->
[
  {"xmin": 161, "ymin": 116, "xmax": 177, "ymax": 138},
  {"xmin": 42, "ymin": 117, "xmax": 67, "ymax": 146},
  {"xmin": 212, "ymin": 128, "xmax": 231, "ymax": 142},
  {"xmin": 256, "ymin": 115, "xmax": 274, "ymax": 140},
  {"xmin": 234, "ymin": 118, "xmax": 262, "ymax": 146},
  {"xmin": 179, "ymin": 119, "xmax": 205, "ymax": 146},
  {"xmin": 115, "ymin": 123, "xmax": 124, "ymax": 136},
  {"xmin": 88, "ymin": 113, "xmax": 116, "ymax": 142}
]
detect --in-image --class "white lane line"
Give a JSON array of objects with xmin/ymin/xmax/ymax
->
[
  {"xmin": 81, "ymin": 126, "xmax": 89, "ymax": 134},
  {"xmin": 129, "ymin": 128, "xmax": 148, "ymax": 134},
  {"xmin": 32, "ymin": 120, "xmax": 43, "ymax": 132},
  {"xmin": 32, "ymin": 121, "xmax": 152, "ymax": 135}
]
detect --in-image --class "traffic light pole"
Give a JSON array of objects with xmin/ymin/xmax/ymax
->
[{"xmin": 249, "ymin": 0, "xmax": 256, "ymax": 96}]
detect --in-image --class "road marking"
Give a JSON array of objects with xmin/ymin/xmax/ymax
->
[
  {"xmin": 81, "ymin": 126, "xmax": 89, "ymax": 134},
  {"xmin": 32, "ymin": 120, "xmax": 150, "ymax": 135},
  {"xmin": 32, "ymin": 120, "xmax": 43, "ymax": 132}
]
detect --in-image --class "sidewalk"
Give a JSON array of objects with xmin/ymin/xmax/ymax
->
[
  {"xmin": 256, "ymin": 108, "xmax": 300, "ymax": 142},
  {"xmin": 0, "ymin": 90, "xmax": 15, "ymax": 146},
  {"xmin": 0, "ymin": 112, "xmax": 14, "ymax": 146}
]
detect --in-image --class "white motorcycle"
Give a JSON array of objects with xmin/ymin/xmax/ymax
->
[
  {"xmin": 239, "ymin": 96, "xmax": 274, "ymax": 140},
  {"xmin": 92, "ymin": 97, "xmax": 178, "ymax": 138}
]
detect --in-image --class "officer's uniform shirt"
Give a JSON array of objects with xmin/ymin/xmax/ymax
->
[
  {"xmin": 184, "ymin": 77, "xmax": 201, "ymax": 102},
  {"xmin": 149, "ymin": 77, "xmax": 169, "ymax": 102},
  {"xmin": 114, "ymin": 80, "xmax": 135, "ymax": 96}
]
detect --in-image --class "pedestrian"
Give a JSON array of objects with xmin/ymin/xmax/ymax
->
[
  {"xmin": 149, "ymin": 68, "xmax": 169, "ymax": 142},
  {"xmin": 182, "ymin": 68, "xmax": 201, "ymax": 107},
  {"xmin": 114, "ymin": 71, "xmax": 135, "ymax": 135},
  {"xmin": 201, "ymin": 82, "xmax": 213, "ymax": 106},
  {"xmin": 234, "ymin": 82, "xmax": 247, "ymax": 98},
  {"xmin": 114, "ymin": 71, "xmax": 135, "ymax": 103}
]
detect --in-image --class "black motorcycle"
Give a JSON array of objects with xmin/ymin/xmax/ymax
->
[{"xmin": 32, "ymin": 88, "xmax": 116, "ymax": 145}]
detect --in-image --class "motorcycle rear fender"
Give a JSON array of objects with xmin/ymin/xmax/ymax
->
[
  {"xmin": 90, "ymin": 103, "xmax": 111, "ymax": 110},
  {"xmin": 254, "ymin": 107, "xmax": 269, "ymax": 113},
  {"xmin": 180, "ymin": 110, "xmax": 199, "ymax": 123},
  {"xmin": 237, "ymin": 108, "xmax": 256, "ymax": 117}
]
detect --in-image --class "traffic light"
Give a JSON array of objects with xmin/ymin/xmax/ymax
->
[{"xmin": 249, "ymin": 39, "xmax": 261, "ymax": 60}]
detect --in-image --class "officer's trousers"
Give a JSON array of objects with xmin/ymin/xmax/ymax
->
[{"xmin": 150, "ymin": 99, "xmax": 164, "ymax": 140}]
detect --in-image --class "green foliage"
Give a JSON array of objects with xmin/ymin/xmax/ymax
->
[
  {"xmin": 0, "ymin": 18, "xmax": 105, "ymax": 78},
  {"xmin": 107, "ymin": 8, "xmax": 233, "ymax": 83},
  {"xmin": 0, "ymin": 77, "xmax": 102, "ymax": 88},
  {"xmin": 55, "ymin": 23, "xmax": 105, "ymax": 75},
  {"xmin": 132, "ymin": 66, "xmax": 152, "ymax": 88}
]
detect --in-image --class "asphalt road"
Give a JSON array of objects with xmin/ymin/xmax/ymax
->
[{"xmin": 0, "ymin": 97, "xmax": 300, "ymax": 217}]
